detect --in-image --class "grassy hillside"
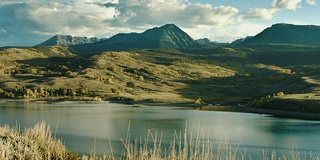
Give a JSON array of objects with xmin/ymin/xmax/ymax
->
[{"xmin": 0, "ymin": 45, "xmax": 319, "ymax": 111}]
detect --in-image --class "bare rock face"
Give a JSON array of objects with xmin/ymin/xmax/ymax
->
[{"xmin": 35, "ymin": 35, "xmax": 100, "ymax": 47}]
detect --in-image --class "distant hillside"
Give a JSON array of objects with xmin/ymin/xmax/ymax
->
[
  {"xmin": 196, "ymin": 38, "xmax": 228, "ymax": 46},
  {"xmin": 239, "ymin": 23, "xmax": 320, "ymax": 46},
  {"xmin": 0, "ymin": 46, "xmax": 76, "ymax": 60},
  {"xmin": 36, "ymin": 35, "xmax": 101, "ymax": 47},
  {"xmin": 78, "ymin": 24, "xmax": 200, "ymax": 52}
]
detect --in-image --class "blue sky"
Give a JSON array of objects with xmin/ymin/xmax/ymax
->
[{"xmin": 0, "ymin": 0, "xmax": 319, "ymax": 46}]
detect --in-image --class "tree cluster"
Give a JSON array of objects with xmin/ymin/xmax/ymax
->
[{"xmin": 0, "ymin": 86, "xmax": 92, "ymax": 99}]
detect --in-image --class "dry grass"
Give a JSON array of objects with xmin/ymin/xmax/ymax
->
[
  {"xmin": 1, "ymin": 121, "xmax": 320, "ymax": 160},
  {"xmin": 0, "ymin": 122, "xmax": 77, "ymax": 160}
]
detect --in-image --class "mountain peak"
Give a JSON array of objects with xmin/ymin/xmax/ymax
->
[
  {"xmin": 90, "ymin": 24, "xmax": 200, "ymax": 51},
  {"xmin": 160, "ymin": 23, "xmax": 179, "ymax": 29},
  {"xmin": 145, "ymin": 23, "xmax": 182, "ymax": 33}
]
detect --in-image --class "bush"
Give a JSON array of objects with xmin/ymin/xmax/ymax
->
[
  {"xmin": 4, "ymin": 91, "xmax": 14, "ymax": 98},
  {"xmin": 0, "ymin": 88, "xmax": 4, "ymax": 94},
  {"xmin": 276, "ymin": 92, "xmax": 285, "ymax": 96},
  {"xmin": 126, "ymin": 82, "xmax": 137, "ymax": 88},
  {"xmin": 65, "ymin": 70, "xmax": 77, "ymax": 78},
  {"xmin": 111, "ymin": 88, "xmax": 120, "ymax": 95}
]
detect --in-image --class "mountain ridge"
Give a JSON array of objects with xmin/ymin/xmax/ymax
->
[
  {"xmin": 36, "ymin": 23, "xmax": 320, "ymax": 54},
  {"xmin": 239, "ymin": 23, "xmax": 320, "ymax": 46}
]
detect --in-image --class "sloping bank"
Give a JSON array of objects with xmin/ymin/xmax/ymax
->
[
  {"xmin": 197, "ymin": 103, "xmax": 320, "ymax": 120},
  {"xmin": 248, "ymin": 98, "xmax": 320, "ymax": 120}
]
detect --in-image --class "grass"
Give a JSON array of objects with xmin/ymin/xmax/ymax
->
[{"xmin": 1, "ymin": 121, "xmax": 320, "ymax": 160}]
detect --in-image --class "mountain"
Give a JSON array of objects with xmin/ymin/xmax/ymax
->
[
  {"xmin": 196, "ymin": 38, "xmax": 229, "ymax": 46},
  {"xmin": 85, "ymin": 24, "xmax": 200, "ymax": 51},
  {"xmin": 36, "ymin": 35, "xmax": 101, "ymax": 47},
  {"xmin": 230, "ymin": 36, "xmax": 253, "ymax": 45},
  {"xmin": 239, "ymin": 23, "xmax": 320, "ymax": 46}
]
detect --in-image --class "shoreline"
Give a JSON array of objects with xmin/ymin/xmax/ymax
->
[
  {"xmin": 0, "ymin": 98, "xmax": 320, "ymax": 121},
  {"xmin": 243, "ymin": 106, "xmax": 320, "ymax": 120}
]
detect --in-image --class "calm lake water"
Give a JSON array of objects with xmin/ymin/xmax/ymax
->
[{"xmin": 1, "ymin": 101, "xmax": 320, "ymax": 157}]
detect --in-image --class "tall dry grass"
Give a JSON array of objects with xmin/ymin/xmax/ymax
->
[
  {"xmin": 114, "ymin": 121, "xmax": 242, "ymax": 160},
  {"xmin": 0, "ymin": 121, "xmax": 77, "ymax": 160},
  {"xmin": 1, "ymin": 121, "xmax": 320, "ymax": 160}
]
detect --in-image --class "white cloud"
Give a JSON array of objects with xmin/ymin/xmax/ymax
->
[
  {"xmin": 0, "ymin": 0, "xmax": 242, "ymax": 46},
  {"xmin": 0, "ymin": 0, "xmax": 119, "ymax": 46},
  {"xmin": 241, "ymin": 0, "xmax": 307, "ymax": 21},
  {"xmin": 104, "ymin": 0, "xmax": 239, "ymax": 28},
  {"xmin": 271, "ymin": 0, "xmax": 302, "ymax": 10},
  {"xmin": 243, "ymin": 8, "xmax": 278, "ymax": 20},
  {"xmin": 306, "ymin": 0, "xmax": 317, "ymax": 5},
  {"xmin": 184, "ymin": 23, "xmax": 268, "ymax": 43}
]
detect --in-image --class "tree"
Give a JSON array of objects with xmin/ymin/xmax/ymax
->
[
  {"xmin": 0, "ymin": 88, "xmax": 4, "ymax": 94},
  {"xmin": 4, "ymin": 91, "xmax": 15, "ymax": 98}
]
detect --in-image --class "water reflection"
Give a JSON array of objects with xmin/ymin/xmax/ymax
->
[{"xmin": 0, "ymin": 103, "xmax": 320, "ymax": 156}]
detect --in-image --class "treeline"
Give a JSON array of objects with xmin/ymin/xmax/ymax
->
[
  {"xmin": 249, "ymin": 92, "xmax": 285, "ymax": 108},
  {"xmin": 4, "ymin": 67, "xmax": 77, "ymax": 78},
  {"xmin": 0, "ymin": 85, "xmax": 91, "ymax": 99}
]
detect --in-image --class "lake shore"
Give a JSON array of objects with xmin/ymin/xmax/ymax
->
[
  {"xmin": 198, "ymin": 104, "xmax": 320, "ymax": 120},
  {"xmin": 0, "ymin": 97, "xmax": 319, "ymax": 121}
]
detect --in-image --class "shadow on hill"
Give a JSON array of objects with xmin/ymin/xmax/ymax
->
[
  {"xmin": 10, "ymin": 75, "xmax": 56, "ymax": 87},
  {"xmin": 175, "ymin": 73, "xmax": 317, "ymax": 104},
  {"xmin": 69, "ymin": 45, "xmax": 107, "ymax": 57},
  {"xmin": 248, "ymin": 46, "xmax": 320, "ymax": 66},
  {"xmin": 16, "ymin": 57, "xmax": 93, "ymax": 70},
  {"xmin": 136, "ymin": 49, "xmax": 189, "ymax": 65}
]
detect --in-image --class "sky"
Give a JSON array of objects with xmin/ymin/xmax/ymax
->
[{"xmin": 0, "ymin": 0, "xmax": 319, "ymax": 47}]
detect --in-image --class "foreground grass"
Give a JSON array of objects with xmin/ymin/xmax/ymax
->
[{"xmin": 1, "ymin": 122, "xmax": 320, "ymax": 160}]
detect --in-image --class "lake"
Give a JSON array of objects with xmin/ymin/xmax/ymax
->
[{"xmin": 1, "ymin": 101, "xmax": 320, "ymax": 158}]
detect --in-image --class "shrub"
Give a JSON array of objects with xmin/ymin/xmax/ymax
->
[
  {"xmin": 65, "ymin": 70, "xmax": 77, "ymax": 78},
  {"xmin": 111, "ymin": 88, "xmax": 120, "ymax": 95},
  {"xmin": 195, "ymin": 98, "xmax": 204, "ymax": 104},
  {"xmin": 4, "ymin": 91, "xmax": 14, "ymax": 98},
  {"xmin": 276, "ymin": 92, "xmax": 285, "ymax": 96},
  {"xmin": 126, "ymin": 82, "xmax": 137, "ymax": 88}
]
